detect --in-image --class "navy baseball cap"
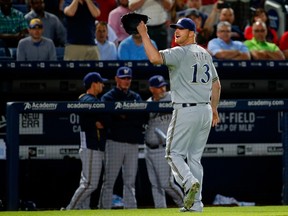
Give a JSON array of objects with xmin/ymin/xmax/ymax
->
[
  {"xmin": 170, "ymin": 18, "xmax": 196, "ymax": 32},
  {"xmin": 83, "ymin": 72, "xmax": 108, "ymax": 88},
  {"xmin": 149, "ymin": 75, "xmax": 168, "ymax": 88},
  {"xmin": 116, "ymin": 66, "xmax": 132, "ymax": 78},
  {"xmin": 185, "ymin": 8, "xmax": 200, "ymax": 18}
]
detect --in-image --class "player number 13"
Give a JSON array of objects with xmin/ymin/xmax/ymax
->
[{"xmin": 191, "ymin": 63, "xmax": 211, "ymax": 84}]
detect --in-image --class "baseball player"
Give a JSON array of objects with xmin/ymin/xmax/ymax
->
[
  {"xmin": 145, "ymin": 75, "xmax": 184, "ymax": 208},
  {"xmin": 137, "ymin": 18, "xmax": 221, "ymax": 212},
  {"xmin": 98, "ymin": 66, "xmax": 146, "ymax": 209},
  {"xmin": 65, "ymin": 72, "xmax": 108, "ymax": 210}
]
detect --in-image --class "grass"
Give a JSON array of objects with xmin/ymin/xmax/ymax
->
[{"xmin": 1, "ymin": 206, "xmax": 288, "ymax": 216}]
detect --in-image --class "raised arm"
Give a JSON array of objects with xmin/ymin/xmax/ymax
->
[
  {"xmin": 129, "ymin": 0, "xmax": 146, "ymax": 11},
  {"xmin": 137, "ymin": 21, "xmax": 163, "ymax": 65},
  {"xmin": 203, "ymin": 2, "xmax": 219, "ymax": 35},
  {"xmin": 64, "ymin": 0, "xmax": 100, "ymax": 18},
  {"xmin": 214, "ymin": 50, "xmax": 250, "ymax": 60},
  {"xmin": 250, "ymin": 50, "xmax": 285, "ymax": 60},
  {"xmin": 85, "ymin": 0, "xmax": 101, "ymax": 18},
  {"xmin": 64, "ymin": 0, "xmax": 80, "ymax": 16}
]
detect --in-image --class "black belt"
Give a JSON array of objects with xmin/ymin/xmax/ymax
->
[
  {"xmin": 181, "ymin": 103, "xmax": 209, "ymax": 107},
  {"xmin": 182, "ymin": 103, "xmax": 197, "ymax": 107},
  {"xmin": 146, "ymin": 143, "xmax": 166, "ymax": 149}
]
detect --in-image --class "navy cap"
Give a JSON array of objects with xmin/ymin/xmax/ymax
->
[
  {"xmin": 170, "ymin": 18, "xmax": 196, "ymax": 32},
  {"xmin": 83, "ymin": 72, "xmax": 108, "ymax": 88},
  {"xmin": 116, "ymin": 66, "xmax": 132, "ymax": 78},
  {"xmin": 149, "ymin": 75, "xmax": 168, "ymax": 88},
  {"xmin": 185, "ymin": 8, "xmax": 200, "ymax": 18}
]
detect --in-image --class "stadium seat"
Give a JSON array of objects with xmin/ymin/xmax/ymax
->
[
  {"xmin": 56, "ymin": 47, "xmax": 65, "ymax": 61},
  {"xmin": 9, "ymin": 48, "xmax": 17, "ymax": 60}
]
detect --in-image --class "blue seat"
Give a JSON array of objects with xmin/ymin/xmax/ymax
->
[
  {"xmin": 0, "ymin": 48, "xmax": 6, "ymax": 56},
  {"xmin": 56, "ymin": 47, "xmax": 65, "ymax": 61},
  {"xmin": 0, "ymin": 47, "xmax": 16, "ymax": 60},
  {"xmin": 9, "ymin": 48, "xmax": 17, "ymax": 60}
]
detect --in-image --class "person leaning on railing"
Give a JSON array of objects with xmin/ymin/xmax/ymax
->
[{"xmin": 244, "ymin": 20, "xmax": 285, "ymax": 60}]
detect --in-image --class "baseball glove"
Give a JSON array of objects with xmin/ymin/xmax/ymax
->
[{"xmin": 121, "ymin": 12, "xmax": 150, "ymax": 35}]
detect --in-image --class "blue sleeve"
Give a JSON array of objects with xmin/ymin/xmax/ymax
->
[
  {"xmin": 117, "ymin": 41, "xmax": 129, "ymax": 60},
  {"xmin": 207, "ymin": 39, "xmax": 221, "ymax": 56}
]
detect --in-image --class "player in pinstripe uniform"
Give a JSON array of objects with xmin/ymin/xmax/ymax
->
[
  {"xmin": 145, "ymin": 75, "xmax": 184, "ymax": 208},
  {"xmin": 138, "ymin": 18, "xmax": 221, "ymax": 212},
  {"xmin": 65, "ymin": 72, "xmax": 108, "ymax": 210}
]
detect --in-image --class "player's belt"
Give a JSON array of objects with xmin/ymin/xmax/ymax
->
[
  {"xmin": 182, "ymin": 103, "xmax": 197, "ymax": 107},
  {"xmin": 174, "ymin": 102, "xmax": 209, "ymax": 108},
  {"xmin": 145, "ymin": 143, "xmax": 166, "ymax": 149}
]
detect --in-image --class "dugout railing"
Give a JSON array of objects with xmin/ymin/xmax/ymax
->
[{"xmin": 5, "ymin": 99, "xmax": 288, "ymax": 210}]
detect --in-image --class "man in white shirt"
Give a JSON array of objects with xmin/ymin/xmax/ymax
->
[{"xmin": 95, "ymin": 21, "xmax": 118, "ymax": 60}]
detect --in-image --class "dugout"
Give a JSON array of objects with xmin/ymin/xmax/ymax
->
[{"xmin": 0, "ymin": 60, "xmax": 288, "ymax": 210}]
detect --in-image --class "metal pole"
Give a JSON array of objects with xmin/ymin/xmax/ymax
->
[
  {"xmin": 282, "ymin": 112, "xmax": 288, "ymax": 204},
  {"xmin": 6, "ymin": 102, "xmax": 19, "ymax": 210}
]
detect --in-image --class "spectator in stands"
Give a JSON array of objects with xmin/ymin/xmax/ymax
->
[
  {"xmin": 225, "ymin": 0, "xmax": 250, "ymax": 30},
  {"xmin": 207, "ymin": 21, "xmax": 250, "ymax": 60},
  {"xmin": 200, "ymin": 0, "xmax": 217, "ymax": 15},
  {"xmin": 171, "ymin": 9, "xmax": 210, "ymax": 48},
  {"xmin": 0, "ymin": 0, "xmax": 28, "ymax": 48},
  {"xmin": 170, "ymin": 0, "xmax": 188, "ymax": 24},
  {"xmin": 129, "ymin": 0, "xmax": 173, "ymax": 50},
  {"xmin": 118, "ymin": 33, "xmax": 157, "ymax": 60},
  {"xmin": 108, "ymin": 0, "xmax": 130, "ymax": 45},
  {"xmin": 169, "ymin": 0, "xmax": 188, "ymax": 47},
  {"xmin": 16, "ymin": 18, "xmax": 57, "ymax": 61},
  {"xmin": 95, "ymin": 21, "xmax": 117, "ymax": 60},
  {"xmin": 96, "ymin": 0, "xmax": 117, "ymax": 22},
  {"xmin": 62, "ymin": 0, "xmax": 101, "ymax": 60},
  {"xmin": 95, "ymin": 20, "xmax": 118, "ymax": 46},
  {"xmin": 279, "ymin": 31, "xmax": 288, "ymax": 60},
  {"xmin": 244, "ymin": 8, "xmax": 278, "ymax": 45},
  {"xmin": 64, "ymin": 72, "xmax": 108, "ymax": 210},
  {"xmin": 204, "ymin": 4, "xmax": 244, "ymax": 41},
  {"xmin": 185, "ymin": 0, "xmax": 208, "ymax": 27},
  {"xmin": 25, "ymin": 0, "xmax": 67, "ymax": 47},
  {"xmin": 244, "ymin": 20, "xmax": 284, "ymax": 60},
  {"xmin": 98, "ymin": 66, "xmax": 145, "ymax": 209}
]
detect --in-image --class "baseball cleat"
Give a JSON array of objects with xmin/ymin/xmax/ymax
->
[
  {"xmin": 184, "ymin": 182, "xmax": 200, "ymax": 209},
  {"xmin": 179, "ymin": 207, "xmax": 203, "ymax": 212}
]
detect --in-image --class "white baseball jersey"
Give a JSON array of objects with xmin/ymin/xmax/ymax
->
[
  {"xmin": 160, "ymin": 44, "xmax": 219, "ymax": 103},
  {"xmin": 145, "ymin": 92, "xmax": 172, "ymax": 146}
]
